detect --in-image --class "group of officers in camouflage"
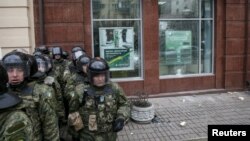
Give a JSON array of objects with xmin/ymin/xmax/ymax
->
[{"xmin": 0, "ymin": 45, "xmax": 130, "ymax": 141}]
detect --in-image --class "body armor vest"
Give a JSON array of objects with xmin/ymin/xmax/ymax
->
[{"xmin": 80, "ymin": 85, "xmax": 118, "ymax": 133}]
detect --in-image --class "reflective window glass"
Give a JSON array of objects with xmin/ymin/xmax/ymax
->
[
  {"xmin": 159, "ymin": 0, "xmax": 214, "ymax": 76},
  {"xmin": 92, "ymin": 0, "xmax": 142, "ymax": 79}
]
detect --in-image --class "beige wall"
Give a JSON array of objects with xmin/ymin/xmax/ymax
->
[{"xmin": 0, "ymin": 0, "xmax": 35, "ymax": 59}]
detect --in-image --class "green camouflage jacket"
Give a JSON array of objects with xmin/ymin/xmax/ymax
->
[
  {"xmin": 0, "ymin": 110, "xmax": 33, "ymax": 141},
  {"xmin": 65, "ymin": 72, "xmax": 89, "ymax": 98},
  {"xmin": 52, "ymin": 59, "xmax": 69, "ymax": 95},
  {"xmin": 69, "ymin": 82, "xmax": 130, "ymax": 138},
  {"xmin": 9, "ymin": 81, "xmax": 60, "ymax": 141},
  {"xmin": 44, "ymin": 76, "xmax": 65, "ymax": 119}
]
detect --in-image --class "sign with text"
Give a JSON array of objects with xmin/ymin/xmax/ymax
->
[
  {"xmin": 164, "ymin": 30, "xmax": 192, "ymax": 65},
  {"xmin": 99, "ymin": 27, "xmax": 134, "ymax": 71},
  {"xmin": 208, "ymin": 125, "xmax": 250, "ymax": 141}
]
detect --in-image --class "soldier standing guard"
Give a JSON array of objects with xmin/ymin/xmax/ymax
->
[
  {"xmin": 65, "ymin": 55, "xmax": 91, "ymax": 97},
  {"xmin": 68, "ymin": 57, "xmax": 130, "ymax": 141},
  {"xmin": 0, "ymin": 64, "xmax": 33, "ymax": 141},
  {"xmin": 2, "ymin": 51, "xmax": 60, "ymax": 141}
]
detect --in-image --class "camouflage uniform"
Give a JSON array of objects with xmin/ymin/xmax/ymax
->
[
  {"xmin": 65, "ymin": 72, "xmax": 89, "ymax": 97},
  {"xmin": 64, "ymin": 46, "xmax": 86, "ymax": 90},
  {"xmin": 69, "ymin": 82, "xmax": 130, "ymax": 141},
  {"xmin": 9, "ymin": 81, "xmax": 60, "ymax": 141},
  {"xmin": 0, "ymin": 110, "xmax": 33, "ymax": 141},
  {"xmin": 42, "ymin": 55, "xmax": 66, "ymax": 120},
  {"xmin": 63, "ymin": 61, "xmax": 74, "ymax": 83},
  {"xmin": 2, "ymin": 50, "xmax": 60, "ymax": 141},
  {"xmin": 52, "ymin": 59, "xmax": 69, "ymax": 90},
  {"xmin": 33, "ymin": 54, "xmax": 65, "ymax": 121},
  {"xmin": 34, "ymin": 77, "xmax": 59, "ymax": 116},
  {"xmin": 66, "ymin": 55, "xmax": 91, "ymax": 133},
  {"xmin": 44, "ymin": 76, "xmax": 65, "ymax": 119},
  {"xmin": 0, "ymin": 63, "xmax": 33, "ymax": 141}
]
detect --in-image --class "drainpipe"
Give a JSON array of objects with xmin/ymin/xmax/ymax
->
[{"xmin": 38, "ymin": 0, "xmax": 45, "ymax": 45}]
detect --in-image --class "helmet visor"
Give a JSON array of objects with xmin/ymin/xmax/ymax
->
[
  {"xmin": 3, "ymin": 54, "xmax": 29, "ymax": 78},
  {"xmin": 52, "ymin": 47, "xmax": 62, "ymax": 55},
  {"xmin": 36, "ymin": 58, "xmax": 47, "ymax": 73},
  {"xmin": 72, "ymin": 51, "xmax": 84, "ymax": 60}
]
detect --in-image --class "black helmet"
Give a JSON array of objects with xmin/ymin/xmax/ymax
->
[
  {"xmin": 4, "ymin": 50, "xmax": 38, "ymax": 78},
  {"xmin": 0, "ymin": 64, "xmax": 8, "ymax": 94},
  {"xmin": 13, "ymin": 49, "xmax": 28, "ymax": 54},
  {"xmin": 32, "ymin": 54, "xmax": 48, "ymax": 78},
  {"xmin": 43, "ymin": 55, "xmax": 53, "ymax": 72},
  {"xmin": 2, "ymin": 51, "xmax": 30, "ymax": 79},
  {"xmin": 76, "ymin": 55, "xmax": 91, "ymax": 72},
  {"xmin": 25, "ymin": 54, "xmax": 38, "ymax": 77},
  {"xmin": 62, "ymin": 51, "xmax": 69, "ymax": 59},
  {"xmin": 51, "ymin": 46, "xmax": 63, "ymax": 59},
  {"xmin": 35, "ymin": 45, "xmax": 49, "ymax": 54},
  {"xmin": 0, "ymin": 64, "xmax": 22, "ymax": 110},
  {"xmin": 33, "ymin": 50, "xmax": 43, "ymax": 56},
  {"xmin": 71, "ymin": 46, "xmax": 85, "ymax": 53},
  {"xmin": 71, "ymin": 46, "xmax": 86, "ymax": 61},
  {"xmin": 88, "ymin": 57, "xmax": 110, "ymax": 85},
  {"xmin": 34, "ymin": 55, "xmax": 49, "ymax": 73}
]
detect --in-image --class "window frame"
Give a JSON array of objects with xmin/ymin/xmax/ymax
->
[
  {"xmin": 90, "ymin": 0, "xmax": 144, "ymax": 82},
  {"xmin": 159, "ymin": 0, "xmax": 215, "ymax": 79}
]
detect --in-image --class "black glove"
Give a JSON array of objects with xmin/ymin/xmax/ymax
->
[{"xmin": 113, "ymin": 118, "xmax": 125, "ymax": 132}]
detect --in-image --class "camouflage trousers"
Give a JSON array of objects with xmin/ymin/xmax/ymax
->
[{"xmin": 79, "ymin": 131, "xmax": 117, "ymax": 141}]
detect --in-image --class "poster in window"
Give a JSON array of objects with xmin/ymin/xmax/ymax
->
[
  {"xmin": 165, "ymin": 30, "xmax": 192, "ymax": 65},
  {"xmin": 99, "ymin": 27, "xmax": 134, "ymax": 71}
]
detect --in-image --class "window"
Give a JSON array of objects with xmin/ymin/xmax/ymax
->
[
  {"xmin": 92, "ymin": 0, "xmax": 142, "ymax": 80},
  {"xmin": 158, "ymin": 0, "xmax": 213, "ymax": 77}
]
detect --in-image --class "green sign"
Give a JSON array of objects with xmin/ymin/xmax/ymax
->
[
  {"xmin": 165, "ymin": 31, "xmax": 192, "ymax": 50},
  {"xmin": 165, "ymin": 31, "xmax": 192, "ymax": 65},
  {"xmin": 104, "ymin": 49, "xmax": 131, "ymax": 68},
  {"xmin": 99, "ymin": 27, "xmax": 134, "ymax": 71}
]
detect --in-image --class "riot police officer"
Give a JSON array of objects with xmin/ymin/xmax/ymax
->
[
  {"xmin": 65, "ymin": 55, "xmax": 91, "ymax": 94},
  {"xmin": 51, "ymin": 46, "xmax": 69, "ymax": 94},
  {"xmin": 71, "ymin": 46, "xmax": 86, "ymax": 66},
  {"xmin": 66, "ymin": 46, "xmax": 86, "ymax": 76},
  {"xmin": 33, "ymin": 54, "xmax": 65, "ymax": 119},
  {"xmin": 68, "ymin": 57, "xmax": 130, "ymax": 141},
  {"xmin": 2, "ymin": 51, "xmax": 60, "ymax": 141},
  {"xmin": 63, "ymin": 46, "xmax": 86, "ymax": 118},
  {"xmin": 0, "ymin": 64, "xmax": 33, "ymax": 141}
]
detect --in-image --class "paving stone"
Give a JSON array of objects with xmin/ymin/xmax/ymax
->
[{"xmin": 89, "ymin": 92, "xmax": 250, "ymax": 141}]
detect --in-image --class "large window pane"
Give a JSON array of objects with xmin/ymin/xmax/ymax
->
[
  {"xmin": 93, "ymin": 0, "xmax": 140, "ymax": 19},
  {"xmin": 159, "ymin": 21, "xmax": 199, "ymax": 75},
  {"xmin": 159, "ymin": 0, "xmax": 214, "ymax": 76},
  {"xmin": 92, "ymin": 0, "xmax": 142, "ymax": 79},
  {"xmin": 159, "ymin": 0, "xmax": 199, "ymax": 18}
]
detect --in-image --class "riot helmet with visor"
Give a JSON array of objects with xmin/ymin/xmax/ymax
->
[
  {"xmin": 52, "ymin": 46, "xmax": 63, "ymax": 59},
  {"xmin": 35, "ymin": 45, "xmax": 49, "ymax": 55},
  {"xmin": 2, "ymin": 52, "xmax": 30, "ymax": 79},
  {"xmin": 76, "ymin": 55, "xmax": 91, "ymax": 73},
  {"xmin": 71, "ymin": 46, "xmax": 86, "ymax": 61},
  {"xmin": 88, "ymin": 57, "xmax": 110, "ymax": 86}
]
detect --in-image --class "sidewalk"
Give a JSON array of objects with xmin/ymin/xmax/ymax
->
[{"xmin": 117, "ymin": 91, "xmax": 250, "ymax": 141}]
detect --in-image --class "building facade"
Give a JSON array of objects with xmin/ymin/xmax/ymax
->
[
  {"xmin": 1, "ymin": 0, "xmax": 249, "ymax": 96},
  {"xmin": 0, "ymin": 0, "xmax": 35, "ymax": 57}
]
